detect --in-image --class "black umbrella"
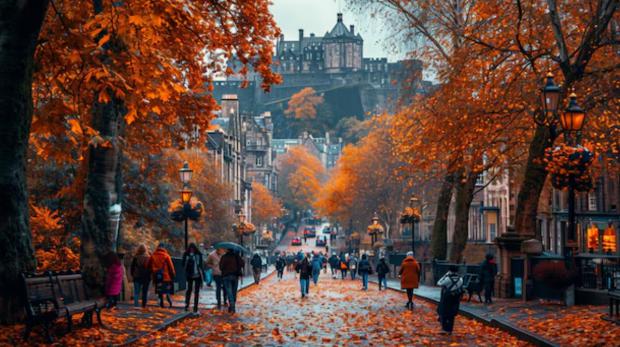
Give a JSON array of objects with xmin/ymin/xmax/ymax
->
[{"xmin": 213, "ymin": 241, "xmax": 250, "ymax": 254}]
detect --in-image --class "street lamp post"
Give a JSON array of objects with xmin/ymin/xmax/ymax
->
[
  {"xmin": 179, "ymin": 162, "xmax": 193, "ymax": 251},
  {"xmin": 401, "ymin": 195, "xmax": 421, "ymax": 255},
  {"xmin": 536, "ymin": 73, "xmax": 587, "ymax": 258},
  {"xmin": 367, "ymin": 212, "xmax": 383, "ymax": 248}
]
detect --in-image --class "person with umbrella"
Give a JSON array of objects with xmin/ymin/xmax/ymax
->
[{"xmin": 219, "ymin": 246, "xmax": 245, "ymax": 313}]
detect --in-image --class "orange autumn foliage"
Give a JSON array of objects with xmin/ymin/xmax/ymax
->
[
  {"xmin": 277, "ymin": 146, "xmax": 326, "ymax": 211},
  {"xmin": 252, "ymin": 183, "xmax": 283, "ymax": 227},
  {"xmin": 30, "ymin": 205, "xmax": 80, "ymax": 272},
  {"xmin": 285, "ymin": 87, "xmax": 324, "ymax": 120}
]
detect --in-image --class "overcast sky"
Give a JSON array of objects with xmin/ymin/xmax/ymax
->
[{"xmin": 270, "ymin": 0, "xmax": 405, "ymax": 62}]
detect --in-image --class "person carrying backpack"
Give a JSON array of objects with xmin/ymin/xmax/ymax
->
[
  {"xmin": 328, "ymin": 253, "xmax": 339, "ymax": 278},
  {"xmin": 295, "ymin": 253, "xmax": 311, "ymax": 298},
  {"xmin": 357, "ymin": 254, "xmax": 372, "ymax": 290},
  {"xmin": 436, "ymin": 265, "xmax": 464, "ymax": 334},
  {"xmin": 182, "ymin": 243, "xmax": 204, "ymax": 313},
  {"xmin": 250, "ymin": 253, "xmax": 263, "ymax": 285},
  {"xmin": 376, "ymin": 257, "xmax": 390, "ymax": 291},
  {"xmin": 148, "ymin": 243, "xmax": 176, "ymax": 308}
]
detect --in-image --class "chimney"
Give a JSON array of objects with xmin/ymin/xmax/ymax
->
[
  {"xmin": 337, "ymin": 13, "xmax": 343, "ymax": 23},
  {"xmin": 350, "ymin": 25, "xmax": 355, "ymax": 35},
  {"xmin": 299, "ymin": 29, "xmax": 304, "ymax": 42}
]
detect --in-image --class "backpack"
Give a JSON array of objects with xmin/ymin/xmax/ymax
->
[
  {"xmin": 340, "ymin": 262, "xmax": 348, "ymax": 270},
  {"xmin": 444, "ymin": 275, "xmax": 464, "ymax": 298}
]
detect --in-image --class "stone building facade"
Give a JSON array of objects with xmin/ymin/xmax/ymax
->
[
  {"xmin": 272, "ymin": 131, "xmax": 343, "ymax": 170},
  {"xmin": 244, "ymin": 111, "xmax": 278, "ymax": 193}
]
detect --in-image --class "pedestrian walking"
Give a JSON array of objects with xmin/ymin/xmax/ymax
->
[
  {"xmin": 206, "ymin": 248, "xmax": 228, "ymax": 308},
  {"xmin": 220, "ymin": 249, "xmax": 244, "ymax": 313},
  {"xmin": 251, "ymin": 253, "xmax": 263, "ymax": 284},
  {"xmin": 275, "ymin": 254, "xmax": 286, "ymax": 280},
  {"xmin": 437, "ymin": 265, "xmax": 464, "ymax": 334},
  {"xmin": 104, "ymin": 252, "xmax": 124, "ymax": 309},
  {"xmin": 328, "ymin": 253, "xmax": 339, "ymax": 278},
  {"xmin": 479, "ymin": 253, "xmax": 498, "ymax": 304},
  {"xmin": 148, "ymin": 243, "xmax": 176, "ymax": 308},
  {"xmin": 296, "ymin": 254, "xmax": 311, "ymax": 298},
  {"xmin": 286, "ymin": 253, "xmax": 295, "ymax": 272},
  {"xmin": 376, "ymin": 257, "xmax": 390, "ymax": 291},
  {"xmin": 339, "ymin": 253, "xmax": 348, "ymax": 279},
  {"xmin": 349, "ymin": 255, "xmax": 358, "ymax": 280},
  {"xmin": 357, "ymin": 254, "xmax": 372, "ymax": 290},
  {"xmin": 399, "ymin": 251, "xmax": 420, "ymax": 309},
  {"xmin": 130, "ymin": 244, "xmax": 151, "ymax": 307},
  {"xmin": 311, "ymin": 253, "xmax": 322, "ymax": 285},
  {"xmin": 182, "ymin": 243, "xmax": 204, "ymax": 313},
  {"xmin": 321, "ymin": 252, "xmax": 328, "ymax": 274}
]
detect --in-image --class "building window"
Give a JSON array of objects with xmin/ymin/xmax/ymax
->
[
  {"xmin": 256, "ymin": 156, "xmax": 263, "ymax": 167},
  {"xmin": 588, "ymin": 192, "xmax": 597, "ymax": 211}
]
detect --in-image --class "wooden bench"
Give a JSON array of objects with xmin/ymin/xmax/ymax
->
[
  {"xmin": 23, "ymin": 271, "xmax": 104, "ymax": 342},
  {"xmin": 607, "ymin": 290, "xmax": 620, "ymax": 324},
  {"xmin": 463, "ymin": 273, "xmax": 483, "ymax": 302}
]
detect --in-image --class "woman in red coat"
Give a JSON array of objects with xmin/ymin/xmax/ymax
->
[
  {"xmin": 399, "ymin": 251, "xmax": 420, "ymax": 310},
  {"xmin": 104, "ymin": 252, "xmax": 124, "ymax": 308}
]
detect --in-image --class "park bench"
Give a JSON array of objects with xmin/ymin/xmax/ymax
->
[
  {"xmin": 23, "ymin": 271, "xmax": 104, "ymax": 342},
  {"xmin": 607, "ymin": 290, "xmax": 620, "ymax": 324},
  {"xmin": 462, "ymin": 273, "xmax": 483, "ymax": 302}
]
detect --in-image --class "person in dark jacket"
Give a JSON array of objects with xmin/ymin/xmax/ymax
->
[
  {"xmin": 376, "ymin": 257, "xmax": 390, "ymax": 291},
  {"xmin": 437, "ymin": 265, "xmax": 464, "ymax": 334},
  {"xmin": 275, "ymin": 254, "xmax": 286, "ymax": 280},
  {"xmin": 479, "ymin": 253, "xmax": 498, "ymax": 304},
  {"xmin": 295, "ymin": 253, "xmax": 311, "ymax": 298},
  {"xmin": 250, "ymin": 253, "xmax": 263, "ymax": 284},
  {"xmin": 357, "ymin": 254, "xmax": 372, "ymax": 290},
  {"xmin": 182, "ymin": 243, "xmax": 204, "ymax": 313},
  {"xmin": 311, "ymin": 253, "xmax": 322, "ymax": 285},
  {"xmin": 130, "ymin": 244, "xmax": 151, "ymax": 307},
  {"xmin": 328, "ymin": 253, "xmax": 339, "ymax": 278},
  {"xmin": 220, "ymin": 249, "xmax": 244, "ymax": 313},
  {"xmin": 339, "ymin": 253, "xmax": 348, "ymax": 279}
]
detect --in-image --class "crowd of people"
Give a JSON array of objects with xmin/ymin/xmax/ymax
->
[{"xmin": 103, "ymin": 239, "xmax": 497, "ymax": 335}]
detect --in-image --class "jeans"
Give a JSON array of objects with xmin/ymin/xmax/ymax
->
[
  {"xmin": 312, "ymin": 270, "xmax": 320, "ymax": 284},
  {"xmin": 484, "ymin": 281, "xmax": 494, "ymax": 303},
  {"xmin": 185, "ymin": 277, "xmax": 202, "ymax": 312},
  {"xmin": 300, "ymin": 278, "xmax": 309, "ymax": 296},
  {"xmin": 133, "ymin": 280, "xmax": 150, "ymax": 307},
  {"xmin": 277, "ymin": 269, "xmax": 284, "ymax": 279},
  {"xmin": 350, "ymin": 270, "xmax": 357, "ymax": 280},
  {"xmin": 330, "ymin": 267, "xmax": 337, "ymax": 276},
  {"xmin": 361, "ymin": 273, "xmax": 368, "ymax": 289},
  {"xmin": 378, "ymin": 276, "xmax": 387, "ymax": 290},
  {"xmin": 204, "ymin": 269, "xmax": 213, "ymax": 286},
  {"xmin": 223, "ymin": 275, "xmax": 239, "ymax": 310},
  {"xmin": 253, "ymin": 267, "xmax": 261, "ymax": 284},
  {"xmin": 341, "ymin": 269, "xmax": 347, "ymax": 279},
  {"xmin": 213, "ymin": 275, "xmax": 227, "ymax": 305}
]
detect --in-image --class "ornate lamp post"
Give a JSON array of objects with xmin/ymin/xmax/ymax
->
[
  {"xmin": 234, "ymin": 210, "xmax": 256, "ymax": 247},
  {"xmin": 400, "ymin": 195, "xmax": 421, "ymax": 254},
  {"xmin": 179, "ymin": 162, "xmax": 193, "ymax": 250},
  {"xmin": 536, "ymin": 73, "xmax": 588, "ymax": 258},
  {"xmin": 367, "ymin": 212, "xmax": 384, "ymax": 248}
]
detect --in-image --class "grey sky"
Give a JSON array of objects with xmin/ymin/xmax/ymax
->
[{"xmin": 269, "ymin": 0, "xmax": 405, "ymax": 62}]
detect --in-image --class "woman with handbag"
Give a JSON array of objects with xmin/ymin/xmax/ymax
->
[{"xmin": 148, "ymin": 243, "xmax": 176, "ymax": 308}]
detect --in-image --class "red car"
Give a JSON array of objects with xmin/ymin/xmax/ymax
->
[
  {"xmin": 303, "ymin": 227, "xmax": 316, "ymax": 238},
  {"xmin": 291, "ymin": 237, "xmax": 302, "ymax": 246}
]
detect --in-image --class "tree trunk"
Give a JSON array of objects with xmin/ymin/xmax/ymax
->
[
  {"xmin": 430, "ymin": 173, "xmax": 455, "ymax": 260},
  {"xmin": 0, "ymin": 0, "xmax": 49, "ymax": 323},
  {"xmin": 449, "ymin": 171, "xmax": 478, "ymax": 263},
  {"xmin": 514, "ymin": 125, "xmax": 555, "ymax": 239},
  {"xmin": 80, "ymin": 96, "xmax": 124, "ymax": 293}
]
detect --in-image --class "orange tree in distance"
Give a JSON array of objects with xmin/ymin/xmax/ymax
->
[
  {"xmin": 277, "ymin": 146, "xmax": 326, "ymax": 219},
  {"xmin": 251, "ymin": 182, "xmax": 283, "ymax": 233}
]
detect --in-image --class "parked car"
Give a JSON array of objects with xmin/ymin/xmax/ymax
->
[
  {"xmin": 316, "ymin": 238, "xmax": 326, "ymax": 247},
  {"xmin": 291, "ymin": 237, "xmax": 302, "ymax": 246},
  {"xmin": 304, "ymin": 227, "xmax": 316, "ymax": 238},
  {"xmin": 322, "ymin": 226, "xmax": 331, "ymax": 234}
]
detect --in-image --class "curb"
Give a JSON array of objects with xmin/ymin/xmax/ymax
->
[
  {"xmin": 369, "ymin": 279, "xmax": 558, "ymax": 347},
  {"xmin": 121, "ymin": 268, "xmax": 276, "ymax": 346}
]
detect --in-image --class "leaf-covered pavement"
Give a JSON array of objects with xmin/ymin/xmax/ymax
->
[{"xmin": 136, "ymin": 271, "xmax": 530, "ymax": 346}]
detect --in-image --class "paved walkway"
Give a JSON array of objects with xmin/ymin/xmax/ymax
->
[{"xmin": 369, "ymin": 275, "xmax": 613, "ymax": 346}]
